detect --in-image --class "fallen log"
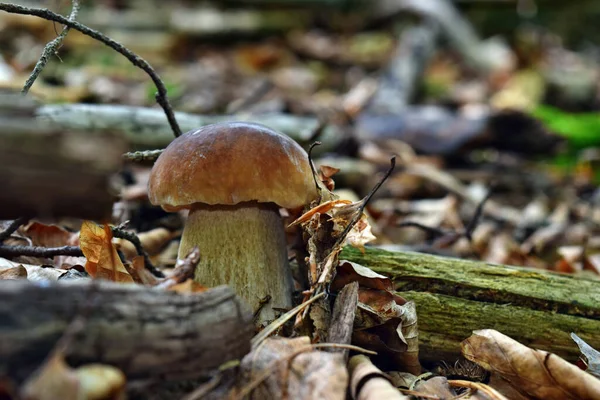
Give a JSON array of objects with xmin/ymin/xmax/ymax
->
[
  {"xmin": 0, "ymin": 280, "xmax": 253, "ymax": 385},
  {"xmin": 36, "ymin": 104, "xmax": 343, "ymax": 152},
  {"xmin": 341, "ymin": 246, "xmax": 600, "ymax": 363},
  {"xmin": 0, "ymin": 93, "xmax": 125, "ymax": 220}
]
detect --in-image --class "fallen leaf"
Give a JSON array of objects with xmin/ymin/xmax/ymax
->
[
  {"xmin": 24, "ymin": 221, "xmax": 79, "ymax": 248},
  {"xmin": 20, "ymin": 351, "xmax": 125, "ymax": 400},
  {"xmin": 413, "ymin": 376, "xmax": 456, "ymax": 398},
  {"xmin": 0, "ymin": 258, "xmax": 66, "ymax": 281},
  {"xmin": 331, "ymin": 260, "xmax": 393, "ymax": 292},
  {"xmin": 167, "ymin": 279, "xmax": 208, "ymax": 294},
  {"xmin": 79, "ymin": 221, "xmax": 133, "ymax": 283},
  {"xmin": 112, "ymin": 227, "xmax": 174, "ymax": 259},
  {"xmin": 462, "ymin": 329, "xmax": 600, "ymax": 399},
  {"xmin": 239, "ymin": 337, "xmax": 348, "ymax": 400},
  {"xmin": 0, "ymin": 265, "xmax": 27, "ymax": 279},
  {"xmin": 572, "ymin": 333, "xmax": 600, "ymax": 379}
]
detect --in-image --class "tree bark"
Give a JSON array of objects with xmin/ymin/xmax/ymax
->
[
  {"xmin": 0, "ymin": 280, "xmax": 253, "ymax": 384},
  {"xmin": 341, "ymin": 246, "xmax": 600, "ymax": 362},
  {"xmin": 0, "ymin": 94, "xmax": 124, "ymax": 220}
]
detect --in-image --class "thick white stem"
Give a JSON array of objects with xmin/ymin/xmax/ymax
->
[{"xmin": 178, "ymin": 202, "xmax": 293, "ymax": 324}]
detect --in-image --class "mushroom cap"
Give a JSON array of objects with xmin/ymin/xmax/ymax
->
[{"xmin": 148, "ymin": 121, "xmax": 318, "ymax": 211}]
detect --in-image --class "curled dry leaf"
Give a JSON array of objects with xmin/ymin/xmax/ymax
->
[
  {"xmin": 332, "ymin": 261, "xmax": 421, "ymax": 374},
  {"xmin": 0, "ymin": 258, "xmax": 65, "ymax": 281},
  {"xmin": 319, "ymin": 165, "xmax": 340, "ymax": 191},
  {"xmin": 20, "ymin": 351, "xmax": 125, "ymax": 400},
  {"xmin": 572, "ymin": 333, "xmax": 600, "ymax": 379},
  {"xmin": 79, "ymin": 221, "xmax": 133, "ymax": 283},
  {"xmin": 239, "ymin": 337, "xmax": 348, "ymax": 400},
  {"xmin": 348, "ymin": 354, "xmax": 410, "ymax": 400},
  {"xmin": 462, "ymin": 329, "xmax": 600, "ymax": 400}
]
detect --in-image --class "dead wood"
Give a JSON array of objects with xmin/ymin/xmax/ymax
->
[
  {"xmin": 0, "ymin": 94, "xmax": 124, "ymax": 220},
  {"xmin": 342, "ymin": 246, "xmax": 600, "ymax": 362},
  {"xmin": 0, "ymin": 279, "xmax": 253, "ymax": 386},
  {"xmin": 326, "ymin": 281, "xmax": 359, "ymax": 361}
]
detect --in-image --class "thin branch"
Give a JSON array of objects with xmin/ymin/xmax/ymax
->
[
  {"xmin": 111, "ymin": 224, "xmax": 164, "ymax": 277},
  {"xmin": 0, "ymin": 2, "xmax": 182, "ymax": 137},
  {"xmin": 397, "ymin": 221, "xmax": 448, "ymax": 241},
  {"xmin": 0, "ymin": 217, "xmax": 29, "ymax": 243},
  {"xmin": 335, "ymin": 156, "xmax": 396, "ymax": 248},
  {"xmin": 122, "ymin": 149, "xmax": 164, "ymax": 163},
  {"xmin": 464, "ymin": 187, "xmax": 494, "ymax": 241},
  {"xmin": 308, "ymin": 141, "xmax": 322, "ymax": 201},
  {"xmin": 22, "ymin": 0, "xmax": 80, "ymax": 94},
  {"xmin": 0, "ymin": 245, "xmax": 82, "ymax": 258}
]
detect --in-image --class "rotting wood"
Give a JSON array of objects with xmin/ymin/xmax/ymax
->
[
  {"xmin": 0, "ymin": 280, "xmax": 253, "ymax": 385},
  {"xmin": 0, "ymin": 93, "xmax": 124, "ymax": 220},
  {"xmin": 342, "ymin": 246, "xmax": 600, "ymax": 362},
  {"xmin": 326, "ymin": 281, "xmax": 359, "ymax": 361}
]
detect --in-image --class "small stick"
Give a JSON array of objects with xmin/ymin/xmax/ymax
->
[
  {"xmin": 22, "ymin": 0, "xmax": 79, "ymax": 94},
  {"xmin": 111, "ymin": 223, "xmax": 164, "ymax": 277},
  {"xmin": 122, "ymin": 149, "xmax": 164, "ymax": 163},
  {"xmin": 0, "ymin": 217, "xmax": 29, "ymax": 243},
  {"xmin": 0, "ymin": 2, "xmax": 182, "ymax": 138},
  {"xmin": 0, "ymin": 245, "xmax": 82, "ymax": 258}
]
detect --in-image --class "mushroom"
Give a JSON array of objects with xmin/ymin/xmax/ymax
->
[{"xmin": 148, "ymin": 121, "xmax": 318, "ymax": 322}]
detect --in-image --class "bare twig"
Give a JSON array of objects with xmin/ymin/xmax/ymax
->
[
  {"xmin": 22, "ymin": 0, "xmax": 80, "ymax": 94},
  {"xmin": 111, "ymin": 223, "xmax": 164, "ymax": 277},
  {"xmin": 0, "ymin": 245, "xmax": 82, "ymax": 258},
  {"xmin": 308, "ymin": 141, "xmax": 322, "ymax": 201},
  {"xmin": 0, "ymin": 217, "xmax": 29, "ymax": 243},
  {"xmin": 122, "ymin": 149, "xmax": 164, "ymax": 163},
  {"xmin": 335, "ymin": 156, "xmax": 396, "ymax": 249},
  {"xmin": 0, "ymin": 2, "xmax": 182, "ymax": 137}
]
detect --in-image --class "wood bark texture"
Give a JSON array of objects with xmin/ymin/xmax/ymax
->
[
  {"xmin": 341, "ymin": 246, "xmax": 600, "ymax": 362},
  {"xmin": 0, "ymin": 280, "xmax": 253, "ymax": 384},
  {"xmin": 0, "ymin": 94, "xmax": 124, "ymax": 220}
]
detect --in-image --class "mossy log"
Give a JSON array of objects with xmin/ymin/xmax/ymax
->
[{"xmin": 341, "ymin": 246, "xmax": 600, "ymax": 362}]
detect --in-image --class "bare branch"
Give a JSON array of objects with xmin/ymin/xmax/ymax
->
[
  {"xmin": 22, "ymin": 0, "xmax": 80, "ymax": 94},
  {"xmin": 122, "ymin": 149, "xmax": 163, "ymax": 163},
  {"xmin": 0, "ymin": 2, "xmax": 182, "ymax": 137},
  {"xmin": 0, "ymin": 245, "xmax": 83, "ymax": 258},
  {"xmin": 0, "ymin": 217, "xmax": 29, "ymax": 243},
  {"xmin": 111, "ymin": 224, "xmax": 164, "ymax": 278}
]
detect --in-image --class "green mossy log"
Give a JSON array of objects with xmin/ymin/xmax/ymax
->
[{"xmin": 341, "ymin": 246, "xmax": 600, "ymax": 362}]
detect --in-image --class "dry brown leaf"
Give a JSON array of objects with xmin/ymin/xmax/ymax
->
[
  {"xmin": 239, "ymin": 336, "xmax": 348, "ymax": 400},
  {"xmin": 24, "ymin": 221, "xmax": 79, "ymax": 248},
  {"xmin": 348, "ymin": 354, "xmax": 410, "ymax": 400},
  {"xmin": 0, "ymin": 265, "xmax": 27, "ymax": 279},
  {"xmin": 413, "ymin": 376, "xmax": 456, "ymax": 398},
  {"xmin": 123, "ymin": 255, "xmax": 158, "ymax": 285},
  {"xmin": 20, "ymin": 352, "xmax": 125, "ymax": 400},
  {"xmin": 319, "ymin": 165, "xmax": 340, "ymax": 191},
  {"xmin": 462, "ymin": 329, "xmax": 600, "ymax": 400},
  {"xmin": 79, "ymin": 221, "xmax": 133, "ymax": 283},
  {"xmin": 167, "ymin": 279, "xmax": 209, "ymax": 294},
  {"xmin": 331, "ymin": 260, "xmax": 393, "ymax": 292},
  {"xmin": 0, "ymin": 258, "xmax": 65, "ymax": 281}
]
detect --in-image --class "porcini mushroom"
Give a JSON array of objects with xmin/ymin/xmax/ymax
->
[{"xmin": 148, "ymin": 121, "xmax": 318, "ymax": 322}]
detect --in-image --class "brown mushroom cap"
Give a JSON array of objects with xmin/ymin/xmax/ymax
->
[{"xmin": 148, "ymin": 121, "xmax": 318, "ymax": 211}]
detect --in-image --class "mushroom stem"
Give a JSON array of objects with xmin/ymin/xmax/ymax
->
[{"xmin": 178, "ymin": 201, "xmax": 293, "ymax": 324}]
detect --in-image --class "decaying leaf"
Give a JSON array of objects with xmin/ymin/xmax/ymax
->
[
  {"xmin": 319, "ymin": 165, "xmax": 340, "ymax": 191},
  {"xmin": 20, "ymin": 351, "xmax": 125, "ymax": 400},
  {"xmin": 79, "ymin": 221, "xmax": 133, "ymax": 283},
  {"xmin": 0, "ymin": 258, "xmax": 66, "ymax": 281},
  {"xmin": 239, "ymin": 336, "xmax": 348, "ymax": 400},
  {"xmin": 0, "ymin": 264, "xmax": 27, "ymax": 279},
  {"xmin": 572, "ymin": 333, "xmax": 600, "ymax": 379},
  {"xmin": 348, "ymin": 354, "xmax": 410, "ymax": 400},
  {"xmin": 462, "ymin": 329, "xmax": 600, "ymax": 399},
  {"xmin": 413, "ymin": 376, "xmax": 456, "ymax": 398},
  {"xmin": 331, "ymin": 260, "xmax": 421, "ymax": 374}
]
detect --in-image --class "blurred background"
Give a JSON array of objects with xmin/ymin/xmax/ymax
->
[{"xmin": 1, "ymin": 0, "xmax": 599, "ymax": 273}]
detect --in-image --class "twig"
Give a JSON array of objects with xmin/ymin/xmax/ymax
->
[
  {"xmin": 0, "ymin": 2, "xmax": 182, "ymax": 137},
  {"xmin": 122, "ymin": 149, "xmax": 164, "ymax": 163},
  {"xmin": 463, "ymin": 187, "xmax": 493, "ymax": 241},
  {"xmin": 22, "ymin": 0, "xmax": 79, "ymax": 94},
  {"xmin": 111, "ymin": 224, "xmax": 164, "ymax": 277},
  {"xmin": 0, "ymin": 217, "xmax": 29, "ymax": 243},
  {"xmin": 251, "ymin": 292, "xmax": 326, "ymax": 349},
  {"xmin": 308, "ymin": 141, "xmax": 322, "ymax": 201},
  {"xmin": 0, "ymin": 245, "xmax": 82, "ymax": 258},
  {"xmin": 335, "ymin": 156, "xmax": 396, "ymax": 249}
]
